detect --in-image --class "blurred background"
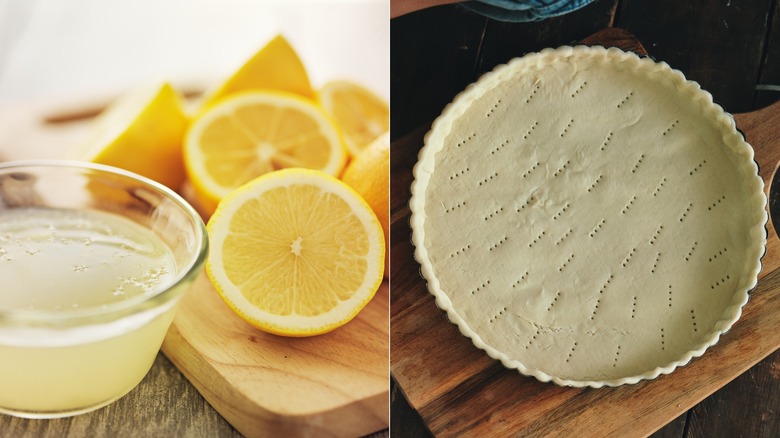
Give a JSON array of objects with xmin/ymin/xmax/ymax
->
[{"xmin": 0, "ymin": 0, "xmax": 388, "ymax": 105}]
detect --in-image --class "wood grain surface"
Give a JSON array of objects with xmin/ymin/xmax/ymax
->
[
  {"xmin": 616, "ymin": 0, "xmax": 774, "ymax": 113},
  {"xmin": 390, "ymin": 28, "xmax": 780, "ymax": 437},
  {"xmin": 0, "ymin": 354, "xmax": 240, "ymax": 437},
  {"xmin": 162, "ymin": 273, "xmax": 389, "ymax": 438}
]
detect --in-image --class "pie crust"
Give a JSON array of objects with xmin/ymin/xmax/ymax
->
[{"xmin": 409, "ymin": 46, "xmax": 767, "ymax": 387}]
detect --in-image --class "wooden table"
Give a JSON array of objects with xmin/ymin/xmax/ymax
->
[
  {"xmin": 0, "ymin": 355, "xmax": 241, "ymax": 436},
  {"xmin": 391, "ymin": 1, "xmax": 780, "ymax": 436},
  {"xmin": 0, "ymin": 353, "xmax": 390, "ymax": 437}
]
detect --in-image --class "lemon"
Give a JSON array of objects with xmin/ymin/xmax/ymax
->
[
  {"xmin": 340, "ymin": 132, "xmax": 389, "ymax": 276},
  {"xmin": 73, "ymin": 82, "xmax": 189, "ymax": 190},
  {"xmin": 200, "ymin": 34, "xmax": 314, "ymax": 109},
  {"xmin": 206, "ymin": 168, "xmax": 385, "ymax": 336},
  {"xmin": 318, "ymin": 80, "xmax": 389, "ymax": 157},
  {"xmin": 184, "ymin": 90, "xmax": 347, "ymax": 216}
]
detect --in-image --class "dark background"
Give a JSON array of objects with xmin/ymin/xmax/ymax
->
[{"xmin": 391, "ymin": 0, "xmax": 780, "ymax": 436}]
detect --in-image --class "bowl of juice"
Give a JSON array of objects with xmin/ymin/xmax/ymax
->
[{"xmin": 0, "ymin": 160, "xmax": 208, "ymax": 418}]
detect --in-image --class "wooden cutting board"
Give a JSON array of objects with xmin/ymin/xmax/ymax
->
[
  {"xmin": 0, "ymin": 96, "xmax": 389, "ymax": 438},
  {"xmin": 164, "ymin": 275, "xmax": 388, "ymax": 438},
  {"xmin": 390, "ymin": 28, "xmax": 780, "ymax": 437}
]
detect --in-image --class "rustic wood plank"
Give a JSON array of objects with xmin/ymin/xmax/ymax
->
[
  {"xmin": 478, "ymin": 0, "xmax": 618, "ymax": 71},
  {"xmin": 390, "ymin": 6, "xmax": 487, "ymax": 140},
  {"xmin": 686, "ymin": 349, "xmax": 780, "ymax": 437},
  {"xmin": 390, "ymin": 378, "xmax": 434, "ymax": 438},
  {"xmin": 651, "ymin": 413, "xmax": 688, "ymax": 438},
  {"xmin": 0, "ymin": 355, "xmax": 240, "ymax": 437},
  {"xmin": 754, "ymin": 0, "xmax": 780, "ymax": 110},
  {"xmin": 615, "ymin": 0, "xmax": 773, "ymax": 113},
  {"xmin": 579, "ymin": 27, "xmax": 647, "ymax": 53}
]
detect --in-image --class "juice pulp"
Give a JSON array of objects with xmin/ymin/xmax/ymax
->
[{"xmin": 0, "ymin": 207, "xmax": 180, "ymax": 417}]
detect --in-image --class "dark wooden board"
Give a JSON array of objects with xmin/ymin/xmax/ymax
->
[
  {"xmin": 390, "ymin": 5, "xmax": 487, "ymax": 140},
  {"xmin": 685, "ymin": 348, "xmax": 780, "ymax": 437},
  {"xmin": 755, "ymin": 1, "xmax": 780, "ymax": 109},
  {"xmin": 615, "ymin": 0, "xmax": 774, "ymax": 114}
]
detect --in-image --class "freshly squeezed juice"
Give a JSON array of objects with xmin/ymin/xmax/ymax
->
[{"xmin": 0, "ymin": 207, "xmax": 181, "ymax": 417}]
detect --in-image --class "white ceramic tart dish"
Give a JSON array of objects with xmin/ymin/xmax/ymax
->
[{"xmin": 409, "ymin": 46, "xmax": 767, "ymax": 388}]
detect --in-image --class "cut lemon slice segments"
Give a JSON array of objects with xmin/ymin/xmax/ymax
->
[
  {"xmin": 184, "ymin": 90, "xmax": 347, "ymax": 215},
  {"xmin": 206, "ymin": 168, "xmax": 385, "ymax": 336},
  {"xmin": 200, "ymin": 34, "xmax": 314, "ymax": 109},
  {"xmin": 319, "ymin": 80, "xmax": 389, "ymax": 157}
]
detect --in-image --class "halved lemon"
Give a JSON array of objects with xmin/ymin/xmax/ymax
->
[
  {"xmin": 318, "ymin": 80, "xmax": 389, "ymax": 157},
  {"xmin": 206, "ymin": 168, "xmax": 385, "ymax": 336},
  {"xmin": 199, "ymin": 34, "xmax": 314, "ymax": 109},
  {"xmin": 73, "ymin": 82, "xmax": 189, "ymax": 190},
  {"xmin": 184, "ymin": 90, "xmax": 347, "ymax": 216}
]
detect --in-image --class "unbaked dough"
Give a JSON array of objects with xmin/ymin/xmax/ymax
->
[{"xmin": 410, "ymin": 46, "xmax": 767, "ymax": 387}]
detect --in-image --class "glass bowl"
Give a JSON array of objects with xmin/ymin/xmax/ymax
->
[{"xmin": 0, "ymin": 161, "xmax": 208, "ymax": 418}]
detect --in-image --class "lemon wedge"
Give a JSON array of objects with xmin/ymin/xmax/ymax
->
[
  {"xmin": 200, "ymin": 34, "xmax": 314, "ymax": 109},
  {"xmin": 74, "ymin": 82, "xmax": 189, "ymax": 190}
]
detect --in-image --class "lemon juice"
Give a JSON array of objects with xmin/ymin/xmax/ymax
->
[{"xmin": 0, "ymin": 207, "xmax": 180, "ymax": 417}]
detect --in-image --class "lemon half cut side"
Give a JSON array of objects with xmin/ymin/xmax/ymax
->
[
  {"xmin": 184, "ymin": 90, "xmax": 347, "ymax": 216},
  {"xmin": 206, "ymin": 168, "xmax": 385, "ymax": 337}
]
